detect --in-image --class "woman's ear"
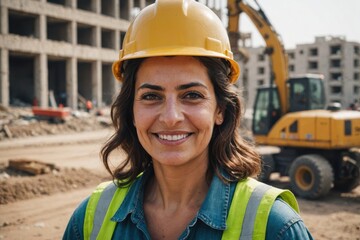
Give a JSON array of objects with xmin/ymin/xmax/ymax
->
[{"xmin": 215, "ymin": 108, "xmax": 224, "ymax": 125}]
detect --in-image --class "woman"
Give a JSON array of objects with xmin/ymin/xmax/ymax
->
[{"xmin": 64, "ymin": 0, "xmax": 313, "ymax": 239}]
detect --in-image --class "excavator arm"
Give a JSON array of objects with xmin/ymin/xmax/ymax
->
[{"xmin": 227, "ymin": 0, "xmax": 289, "ymax": 115}]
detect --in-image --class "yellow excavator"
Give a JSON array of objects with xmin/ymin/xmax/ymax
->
[{"xmin": 228, "ymin": 0, "xmax": 360, "ymax": 199}]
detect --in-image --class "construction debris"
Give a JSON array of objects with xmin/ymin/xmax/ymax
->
[
  {"xmin": 0, "ymin": 106, "xmax": 111, "ymax": 140},
  {"xmin": 32, "ymin": 106, "xmax": 71, "ymax": 122},
  {"xmin": 2, "ymin": 125, "xmax": 12, "ymax": 138},
  {"xmin": 8, "ymin": 159, "xmax": 59, "ymax": 175}
]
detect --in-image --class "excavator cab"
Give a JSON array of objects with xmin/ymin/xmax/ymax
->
[
  {"xmin": 288, "ymin": 75, "xmax": 326, "ymax": 112},
  {"xmin": 252, "ymin": 75, "xmax": 326, "ymax": 135}
]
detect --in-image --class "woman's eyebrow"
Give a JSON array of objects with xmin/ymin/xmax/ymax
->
[
  {"xmin": 138, "ymin": 82, "xmax": 208, "ymax": 91},
  {"xmin": 137, "ymin": 83, "xmax": 164, "ymax": 91},
  {"xmin": 176, "ymin": 82, "xmax": 208, "ymax": 90}
]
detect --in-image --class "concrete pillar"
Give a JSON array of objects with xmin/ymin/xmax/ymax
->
[
  {"xmin": 95, "ymin": 26, "xmax": 101, "ymax": 48},
  {"xmin": 34, "ymin": 54, "xmax": 48, "ymax": 107},
  {"xmin": 114, "ymin": 0, "xmax": 119, "ymax": 19},
  {"xmin": 70, "ymin": 21, "xmax": 77, "ymax": 44},
  {"xmin": 0, "ymin": 49, "xmax": 9, "ymax": 107},
  {"xmin": 1, "ymin": 6, "xmax": 8, "ymax": 34},
  {"xmin": 129, "ymin": 0, "xmax": 135, "ymax": 20},
  {"xmin": 39, "ymin": 14, "xmax": 46, "ymax": 41},
  {"xmin": 92, "ymin": 60, "xmax": 102, "ymax": 107},
  {"xmin": 93, "ymin": 0, "xmax": 100, "ymax": 14},
  {"xmin": 67, "ymin": 0, "xmax": 76, "ymax": 8},
  {"xmin": 0, "ymin": 6, "xmax": 9, "ymax": 106},
  {"xmin": 115, "ymin": 30, "xmax": 120, "ymax": 50},
  {"xmin": 66, "ymin": 57, "xmax": 78, "ymax": 109}
]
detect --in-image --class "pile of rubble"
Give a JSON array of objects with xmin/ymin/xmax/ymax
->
[
  {"xmin": 0, "ymin": 165, "xmax": 110, "ymax": 204},
  {"xmin": 0, "ymin": 105, "xmax": 112, "ymax": 140}
]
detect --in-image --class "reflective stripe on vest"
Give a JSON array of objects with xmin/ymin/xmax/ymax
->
[
  {"xmin": 222, "ymin": 178, "xmax": 299, "ymax": 240},
  {"xmin": 84, "ymin": 181, "xmax": 129, "ymax": 240},
  {"xmin": 84, "ymin": 178, "xmax": 299, "ymax": 240}
]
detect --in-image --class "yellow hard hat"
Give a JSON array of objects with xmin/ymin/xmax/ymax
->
[{"xmin": 112, "ymin": 0, "xmax": 240, "ymax": 83}]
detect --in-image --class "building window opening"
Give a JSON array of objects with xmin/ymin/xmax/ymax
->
[
  {"xmin": 354, "ymin": 72, "xmax": 360, "ymax": 80},
  {"xmin": 78, "ymin": 62, "xmax": 93, "ymax": 109},
  {"xmin": 120, "ymin": 31, "xmax": 126, "ymax": 47},
  {"xmin": 331, "ymin": 72, "xmax": 342, "ymax": 81},
  {"xmin": 48, "ymin": 59, "xmax": 67, "ymax": 106},
  {"xmin": 47, "ymin": 17, "xmax": 70, "ymax": 42},
  {"xmin": 309, "ymin": 48, "xmax": 318, "ymax": 56},
  {"xmin": 288, "ymin": 52, "xmax": 295, "ymax": 59},
  {"xmin": 47, "ymin": 0, "xmax": 67, "ymax": 6},
  {"xmin": 354, "ymin": 59, "xmax": 359, "ymax": 68},
  {"xmin": 102, "ymin": 64, "xmax": 114, "ymax": 105},
  {"xmin": 330, "ymin": 45, "xmax": 341, "ymax": 55},
  {"xmin": 77, "ymin": 23, "xmax": 95, "ymax": 46},
  {"xmin": 355, "ymin": 46, "xmax": 360, "ymax": 55},
  {"xmin": 257, "ymin": 79, "xmax": 264, "ymax": 86},
  {"xmin": 258, "ymin": 54, "xmax": 265, "ymax": 61},
  {"xmin": 308, "ymin": 61, "xmax": 318, "ymax": 70},
  {"xmin": 331, "ymin": 86, "xmax": 342, "ymax": 94},
  {"xmin": 330, "ymin": 59, "xmax": 341, "ymax": 68},
  {"xmin": 9, "ymin": 54, "xmax": 35, "ymax": 106},
  {"xmin": 101, "ymin": 28, "xmax": 115, "ymax": 49},
  {"xmin": 354, "ymin": 86, "xmax": 359, "ymax": 95},
  {"xmin": 101, "ymin": 0, "xmax": 115, "ymax": 17},
  {"xmin": 289, "ymin": 64, "xmax": 295, "ymax": 72},
  {"xmin": 77, "ymin": 0, "xmax": 94, "ymax": 12},
  {"xmin": 9, "ymin": 10, "xmax": 38, "ymax": 38},
  {"xmin": 119, "ymin": 1, "xmax": 129, "ymax": 20},
  {"xmin": 257, "ymin": 67, "xmax": 265, "ymax": 74}
]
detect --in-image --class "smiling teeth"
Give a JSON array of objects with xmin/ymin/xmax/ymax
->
[{"xmin": 158, "ymin": 134, "xmax": 188, "ymax": 141}]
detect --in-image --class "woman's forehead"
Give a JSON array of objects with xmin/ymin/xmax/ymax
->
[{"xmin": 135, "ymin": 56, "xmax": 210, "ymax": 86}]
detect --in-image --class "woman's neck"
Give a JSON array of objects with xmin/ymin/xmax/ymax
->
[{"xmin": 145, "ymin": 160, "xmax": 211, "ymax": 211}]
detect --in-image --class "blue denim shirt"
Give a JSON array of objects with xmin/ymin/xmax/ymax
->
[{"xmin": 63, "ymin": 170, "xmax": 313, "ymax": 240}]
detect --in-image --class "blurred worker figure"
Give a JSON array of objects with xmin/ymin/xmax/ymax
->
[
  {"xmin": 63, "ymin": 0, "xmax": 313, "ymax": 239},
  {"xmin": 85, "ymin": 100, "xmax": 92, "ymax": 113}
]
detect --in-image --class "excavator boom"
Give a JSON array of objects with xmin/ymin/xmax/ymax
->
[{"xmin": 227, "ymin": 0, "xmax": 289, "ymax": 115}]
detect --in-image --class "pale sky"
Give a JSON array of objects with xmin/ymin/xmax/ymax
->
[{"xmin": 234, "ymin": 0, "xmax": 360, "ymax": 49}]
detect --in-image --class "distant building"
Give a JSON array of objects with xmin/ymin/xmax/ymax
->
[
  {"xmin": 0, "ymin": 0, "xmax": 224, "ymax": 108},
  {"xmin": 241, "ymin": 36, "xmax": 360, "ymax": 110}
]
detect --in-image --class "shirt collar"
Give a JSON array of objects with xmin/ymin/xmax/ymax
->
[{"xmin": 111, "ymin": 169, "xmax": 231, "ymax": 230}]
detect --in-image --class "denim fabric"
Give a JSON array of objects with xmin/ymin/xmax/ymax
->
[{"xmin": 63, "ymin": 170, "xmax": 313, "ymax": 240}]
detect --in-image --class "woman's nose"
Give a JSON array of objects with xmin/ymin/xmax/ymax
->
[{"xmin": 158, "ymin": 97, "xmax": 184, "ymax": 127}]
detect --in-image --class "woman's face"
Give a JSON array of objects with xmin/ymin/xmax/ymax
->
[{"xmin": 133, "ymin": 56, "xmax": 223, "ymax": 168}]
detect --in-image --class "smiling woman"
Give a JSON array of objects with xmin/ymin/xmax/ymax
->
[
  {"xmin": 133, "ymin": 57, "xmax": 221, "ymax": 169},
  {"xmin": 63, "ymin": 0, "xmax": 313, "ymax": 239}
]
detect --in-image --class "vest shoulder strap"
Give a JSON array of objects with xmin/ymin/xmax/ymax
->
[
  {"xmin": 222, "ymin": 178, "xmax": 299, "ymax": 240},
  {"xmin": 84, "ymin": 181, "xmax": 130, "ymax": 240},
  {"xmin": 84, "ymin": 178, "xmax": 299, "ymax": 240}
]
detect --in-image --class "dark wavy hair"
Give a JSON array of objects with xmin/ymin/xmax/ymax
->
[{"xmin": 101, "ymin": 57, "xmax": 261, "ymax": 186}]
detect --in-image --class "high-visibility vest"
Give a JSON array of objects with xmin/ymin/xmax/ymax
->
[{"xmin": 84, "ymin": 177, "xmax": 299, "ymax": 240}]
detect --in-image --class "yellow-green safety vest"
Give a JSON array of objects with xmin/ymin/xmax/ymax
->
[{"xmin": 84, "ymin": 177, "xmax": 299, "ymax": 240}]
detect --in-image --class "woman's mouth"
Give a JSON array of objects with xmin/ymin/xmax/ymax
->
[{"xmin": 157, "ymin": 133, "xmax": 190, "ymax": 141}]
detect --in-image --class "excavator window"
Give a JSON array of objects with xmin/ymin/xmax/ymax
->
[
  {"xmin": 289, "ymin": 77, "xmax": 325, "ymax": 112},
  {"xmin": 252, "ymin": 87, "xmax": 280, "ymax": 135}
]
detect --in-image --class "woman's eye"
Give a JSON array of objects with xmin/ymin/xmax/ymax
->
[
  {"xmin": 184, "ymin": 91, "xmax": 203, "ymax": 99},
  {"xmin": 141, "ymin": 93, "xmax": 161, "ymax": 101}
]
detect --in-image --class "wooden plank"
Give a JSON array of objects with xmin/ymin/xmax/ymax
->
[{"xmin": 8, "ymin": 159, "xmax": 58, "ymax": 175}]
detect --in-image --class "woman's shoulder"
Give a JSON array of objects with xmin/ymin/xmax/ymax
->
[
  {"xmin": 267, "ymin": 198, "xmax": 313, "ymax": 240},
  {"xmin": 62, "ymin": 197, "xmax": 89, "ymax": 240}
]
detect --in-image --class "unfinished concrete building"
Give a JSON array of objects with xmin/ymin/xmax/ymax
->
[
  {"xmin": 1, "ymin": 0, "xmax": 144, "ymax": 109},
  {"xmin": 242, "ymin": 36, "xmax": 360, "ymax": 110},
  {"xmin": 0, "ymin": 0, "xmax": 225, "ymax": 109}
]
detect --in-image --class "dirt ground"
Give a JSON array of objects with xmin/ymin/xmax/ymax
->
[{"xmin": 0, "ymin": 107, "xmax": 360, "ymax": 239}]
